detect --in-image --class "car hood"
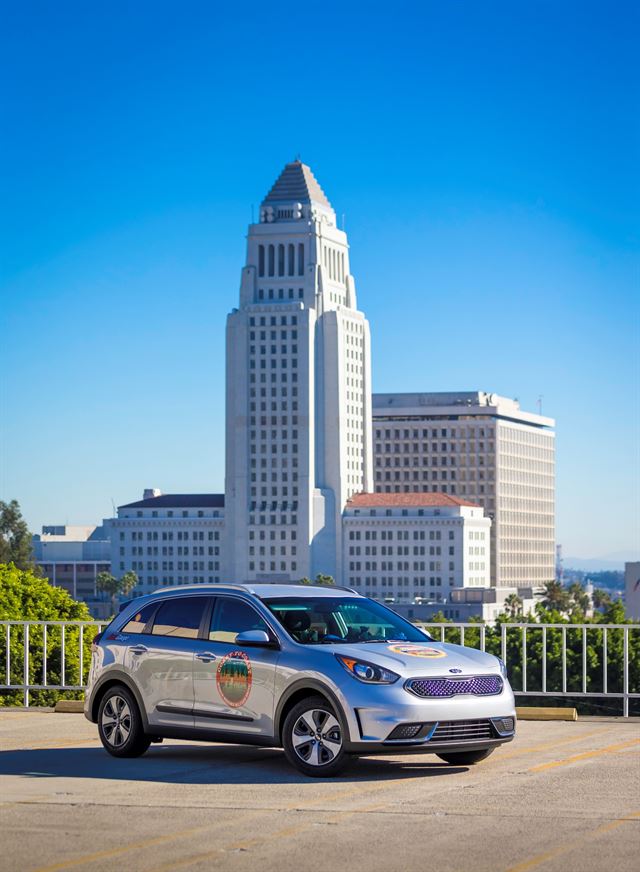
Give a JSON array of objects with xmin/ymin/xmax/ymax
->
[{"xmin": 327, "ymin": 640, "xmax": 501, "ymax": 677}]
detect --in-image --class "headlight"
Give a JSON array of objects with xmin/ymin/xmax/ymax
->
[
  {"xmin": 497, "ymin": 657, "xmax": 508, "ymax": 678},
  {"xmin": 335, "ymin": 655, "xmax": 399, "ymax": 684}
]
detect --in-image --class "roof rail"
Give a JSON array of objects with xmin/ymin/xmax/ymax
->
[
  {"xmin": 246, "ymin": 580, "xmax": 359, "ymax": 594},
  {"xmin": 146, "ymin": 581, "xmax": 360, "ymax": 596},
  {"xmin": 147, "ymin": 583, "xmax": 257, "ymax": 596}
]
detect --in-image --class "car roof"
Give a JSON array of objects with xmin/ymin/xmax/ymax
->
[{"xmin": 144, "ymin": 582, "xmax": 361, "ymax": 601}]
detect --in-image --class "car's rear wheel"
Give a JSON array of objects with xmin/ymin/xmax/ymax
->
[
  {"xmin": 98, "ymin": 685, "xmax": 151, "ymax": 758},
  {"xmin": 436, "ymin": 748, "xmax": 494, "ymax": 765},
  {"xmin": 283, "ymin": 695, "xmax": 348, "ymax": 777}
]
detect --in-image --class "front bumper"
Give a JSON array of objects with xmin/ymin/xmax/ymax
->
[{"xmin": 334, "ymin": 674, "xmax": 516, "ymax": 751}]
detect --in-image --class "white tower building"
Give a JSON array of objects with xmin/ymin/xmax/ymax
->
[{"xmin": 224, "ymin": 160, "xmax": 373, "ymax": 583}]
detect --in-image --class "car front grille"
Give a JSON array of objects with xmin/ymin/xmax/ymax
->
[
  {"xmin": 431, "ymin": 719, "xmax": 494, "ymax": 742},
  {"xmin": 406, "ymin": 675, "xmax": 503, "ymax": 698}
]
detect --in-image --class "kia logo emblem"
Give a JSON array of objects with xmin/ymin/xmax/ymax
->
[{"xmin": 449, "ymin": 668, "xmax": 462, "ymax": 674}]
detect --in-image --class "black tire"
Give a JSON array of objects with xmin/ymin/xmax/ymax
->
[
  {"xmin": 282, "ymin": 695, "xmax": 349, "ymax": 777},
  {"xmin": 436, "ymin": 748, "xmax": 494, "ymax": 765},
  {"xmin": 97, "ymin": 684, "xmax": 151, "ymax": 758}
]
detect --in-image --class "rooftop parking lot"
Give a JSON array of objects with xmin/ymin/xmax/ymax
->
[{"xmin": 0, "ymin": 710, "xmax": 638, "ymax": 872}]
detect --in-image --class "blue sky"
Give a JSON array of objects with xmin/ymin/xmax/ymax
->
[{"xmin": 1, "ymin": 1, "xmax": 638, "ymax": 562}]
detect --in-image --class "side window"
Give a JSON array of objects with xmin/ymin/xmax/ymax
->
[
  {"xmin": 210, "ymin": 598, "xmax": 269, "ymax": 643},
  {"xmin": 151, "ymin": 596, "xmax": 208, "ymax": 639},
  {"xmin": 121, "ymin": 603, "xmax": 156, "ymax": 634}
]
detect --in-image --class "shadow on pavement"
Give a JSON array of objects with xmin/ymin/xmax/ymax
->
[{"xmin": 0, "ymin": 743, "xmax": 468, "ymax": 785}]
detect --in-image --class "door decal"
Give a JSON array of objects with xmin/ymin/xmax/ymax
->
[{"xmin": 216, "ymin": 650, "xmax": 253, "ymax": 707}]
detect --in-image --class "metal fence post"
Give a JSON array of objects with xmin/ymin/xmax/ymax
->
[
  {"xmin": 23, "ymin": 623, "xmax": 29, "ymax": 708},
  {"xmin": 623, "ymin": 628, "xmax": 629, "ymax": 718},
  {"xmin": 42, "ymin": 623, "xmax": 48, "ymax": 687}
]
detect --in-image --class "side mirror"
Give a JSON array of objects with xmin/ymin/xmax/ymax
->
[{"xmin": 235, "ymin": 629, "xmax": 278, "ymax": 648}]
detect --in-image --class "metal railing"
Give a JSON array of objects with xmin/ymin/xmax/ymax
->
[
  {"xmin": 418, "ymin": 622, "xmax": 639, "ymax": 717},
  {"xmin": 1, "ymin": 620, "xmax": 104, "ymax": 707},
  {"xmin": 0, "ymin": 620, "xmax": 638, "ymax": 715}
]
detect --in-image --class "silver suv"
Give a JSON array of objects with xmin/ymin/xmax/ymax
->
[{"xmin": 85, "ymin": 583, "xmax": 516, "ymax": 776}]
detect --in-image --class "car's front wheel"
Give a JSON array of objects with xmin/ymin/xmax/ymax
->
[
  {"xmin": 97, "ymin": 685, "xmax": 151, "ymax": 758},
  {"xmin": 436, "ymin": 748, "xmax": 494, "ymax": 765},
  {"xmin": 282, "ymin": 695, "xmax": 348, "ymax": 777}
]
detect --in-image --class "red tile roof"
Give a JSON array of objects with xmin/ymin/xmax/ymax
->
[{"xmin": 346, "ymin": 492, "xmax": 480, "ymax": 509}]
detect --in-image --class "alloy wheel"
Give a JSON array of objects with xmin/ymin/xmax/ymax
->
[
  {"xmin": 101, "ymin": 694, "xmax": 132, "ymax": 748},
  {"xmin": 291, "ymin": 708, "xmax": 342, "ymax": 766}
]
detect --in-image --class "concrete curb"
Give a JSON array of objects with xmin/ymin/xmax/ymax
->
[
  {"xmin": 54, "ymin": 700, "xmax": 85, "ymax": 713},
  {"xmin": 516, "ymin": 706, "xmax": 578, "ymax": 721}
]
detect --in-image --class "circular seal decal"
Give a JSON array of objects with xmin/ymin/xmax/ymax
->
[
  {"xmin": 216, "ymin": 650, "xmax": 252, "ymax": 707},
  {"xmin": 387, "ymin": 644, "xmax": 446, "ymax": 659}
]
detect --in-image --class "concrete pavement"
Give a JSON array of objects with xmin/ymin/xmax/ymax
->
[{"xmin": 0, "ymin": 711, "xmax": 638, "ymax": 872}]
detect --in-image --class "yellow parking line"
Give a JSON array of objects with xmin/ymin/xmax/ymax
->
[
  {"xmin": 147, "ymin": 799, "xmax": 390, "ymax": 872},
  {"xmin": 495, "ymin": 729, "xmax": 609, "ymax": 762},
  {"xmin": 528, "ymin": 738, "xmax": 640, "ymax": 772},
  {"xmin": 31, "ymin": 824, "xmax": 220, "ymax": 872},
  {"xmin": 506, "ymin": 810, "xmax": 640, "ymax": 872},
  {"xmin": 31, "ymin": 778, "xmax": 397, "ymax": 872},
  {"xmin": 4, "ymin": 737, "xmax": 98, "ymax": 752}
]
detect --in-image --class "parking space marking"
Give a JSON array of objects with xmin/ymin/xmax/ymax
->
[
  {"xmin": 147, "ymin": 800, "xmax": 391, "ymax": 872},
  {"xmin": 528, "ymin": 738, "xmax": 640, "ymax": 772},
  {"xmin": 2, "ymin": 737, "xmax": 98, "ymax": 752},
  {"xmin": 30, "ymin": 779, "xmax": 398, "ymax": 872},
  {"xmin": 505, "ymin": 810, "xmax": 640, "ymax": 871},
  {"xmin": 31, "ymin": 823, "xmax": 228, "ymax": 872},
  {"xmin": 494, "ymin": 728, "xmax": 609, "ymax": 762}
]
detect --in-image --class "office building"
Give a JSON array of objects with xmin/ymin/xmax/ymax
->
[
  {"xmin": 372, "ymin": 391, "xmax": 555, "ymax": 588},
  {"xmin": 32, "ymin": 524, "xmax": 111, "ymax": 601},
  {"xmin": 342, "ymin": 492, "xmax": 490, "ymax": 602},
  {"xmin": 109, "ymin": 490, "xmax": 225, "ymax": 595}
]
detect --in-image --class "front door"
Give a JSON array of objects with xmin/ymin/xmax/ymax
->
[
  {"xmin": 192, "ymin": 596, "xmax": 280, "ymax": 738},
  {"xmin": 129, "ymin": 595, "xmax": 209, "ymax": 730}
]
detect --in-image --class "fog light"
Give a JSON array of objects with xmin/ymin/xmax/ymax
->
[{"xmin": 387, "ymin": 723, "xmax": 423, "ymax": 740}]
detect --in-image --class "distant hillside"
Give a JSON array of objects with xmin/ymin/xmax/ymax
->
[{"xmin": 565, "ymin": 553, "xmax": 639, "ymax": 572}]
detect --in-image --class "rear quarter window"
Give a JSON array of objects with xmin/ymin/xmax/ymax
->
[
  {"xmin": 121, "ymin": 603, "xmax": 157, "ymax": 634},
  {"xmin": 151, "ymin": 596, "xmax": 209, "ymax": 639}
]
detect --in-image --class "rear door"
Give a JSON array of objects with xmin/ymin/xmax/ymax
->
[
  {"xmin": 192, "ymin": 596, "xmax": 280, "ymax": 738},
  {"xmin": 128, "ymin": 595, "xmax": 209, "ymax": 730}
]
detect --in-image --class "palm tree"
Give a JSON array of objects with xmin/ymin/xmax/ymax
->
[
  {"xmin": 567, "ymin": 581, "xmax": 590, "ymax": 614},
  {"xmin": 592, "ymin": 588, "xmax": 612, "ymax": 610},
  {"xmin": 541, "ymin": 580, "xmax": 571, "ymax": 613},
  {"xmin": 503, "ymin": 593, "xmax": 523, "ymax": 619},
  {"xmin": 97, "ymin": 570, "xmax": 138, "ymax": 613}
]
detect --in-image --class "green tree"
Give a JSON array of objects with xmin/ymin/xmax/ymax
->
[
  {"xmin": 96, "ymin": 570, "xmax": 138, "ymax": 612},
  {"xmin": 541, "ymin": 580, "xmax": 571, "ymax": 613},
  {"xmin": 567, "ymin": 582, "xmax": 590, "ymax": 615},
  {"xmin": 504, "ymin": 593, "xmax": 523, "ymax": 619},
  {"xmin": 299, "ymin": 574, "xmax": 335, "ymax": 586},
  {"xmin": 592, "ymin": 588, "xmax": 612, "ymax": 610},
  {"xmin": 0, "ymin": 563, "xmax": 97, "ymax": 706},
  {"xmin": 0, "ymin": 500, "xmax": 34, "ymax": 569}
]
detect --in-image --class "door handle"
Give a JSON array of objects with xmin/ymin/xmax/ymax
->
[
  {"xmin": 195, "ymin": 652, "xmax": 217, "ymax": 662},
  {"xmin": 129, "ymin": 645, "xmax": 148, "ymax": 655}
]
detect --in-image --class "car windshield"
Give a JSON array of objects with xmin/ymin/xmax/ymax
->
[{"xmin": 263, "ymin": 596, "xmax": 431, "ymax": 645}]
